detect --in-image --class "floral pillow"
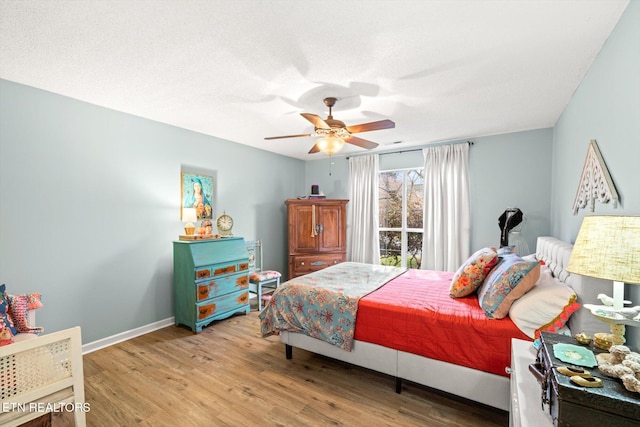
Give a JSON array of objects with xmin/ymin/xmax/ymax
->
[
  {"xmin": 449, "ymin": 247, "xmax": 499, "ymax": 298},
  {"xmin": 0, "ymin": 284, "xmax": 17, "ymax": 345},
  {"xmin": 477, "ymin": 254, "xmax": 540, "ymax": 319}
]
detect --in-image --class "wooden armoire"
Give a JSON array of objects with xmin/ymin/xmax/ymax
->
[{"xmin": 285, "ymin": 199, "xmax": 348, "ymax": 279}]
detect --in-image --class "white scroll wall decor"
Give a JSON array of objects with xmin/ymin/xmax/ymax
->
[{"xmin": 572, "ymin": 140, "xmax": 619, "ymax": 215}]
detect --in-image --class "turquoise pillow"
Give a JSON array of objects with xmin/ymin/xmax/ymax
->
[
  {"xmin": 0, "ymin": 284, "xmax": 18, "ymax": 336},
  {"xmin": 477, "ymin": 254, "xmax": 540, "ymax": 319}
]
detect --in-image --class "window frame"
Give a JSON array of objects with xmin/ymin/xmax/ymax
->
[{"xmin": 378, "ymin": 167, "xmax": 424, "ymax": 268}]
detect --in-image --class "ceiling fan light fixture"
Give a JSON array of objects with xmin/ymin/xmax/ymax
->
[
  {"xmin": 265, "ymin": 96, "xmax": 392, "ymax": 154},
  {"xmin": 314, "ymin": 127, "xmax": 350, "ymax": 139},
  {"xmin": 316, "ymin": 136, "xmax": 345, "ymax": 156}
]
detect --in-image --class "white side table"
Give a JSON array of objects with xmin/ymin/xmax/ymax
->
[{"xmin": 509, "ymin": 339, "xmax": 553, "ymax": 427}]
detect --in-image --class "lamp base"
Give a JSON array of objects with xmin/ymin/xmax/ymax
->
[{"xmin": 610, "ymin": 323, "xmax": 626, "ymax": 345}]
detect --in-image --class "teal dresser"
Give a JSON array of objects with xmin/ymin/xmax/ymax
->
[{"xmin": 173, "ymin": 237, "xmax": 250, "ymax": 332}]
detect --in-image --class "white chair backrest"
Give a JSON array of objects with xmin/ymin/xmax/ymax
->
[{"xmin": 246, "ymin": 240, "xmax": 263, "ymax": 273}]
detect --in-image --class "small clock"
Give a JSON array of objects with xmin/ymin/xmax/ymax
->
[{"xmin": 216, "ymin": 211, "xmax": 234, "ymax": 236}]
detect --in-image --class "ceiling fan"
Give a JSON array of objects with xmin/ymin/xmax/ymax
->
[{"xmin": 265, "ymin": 97, "xmax": 395, "ymax": 155}]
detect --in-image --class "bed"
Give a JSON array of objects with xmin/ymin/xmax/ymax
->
[{"xmin": 260, "ymin": 236, "xmax": 611, "ymax": 411}]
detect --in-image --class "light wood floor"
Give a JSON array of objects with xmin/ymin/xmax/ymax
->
[{"xmin": 62, "ymin": 309, "xmax": 509, "ymax": 426}]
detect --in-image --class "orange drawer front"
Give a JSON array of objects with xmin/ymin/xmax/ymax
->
[
  {"xmin": 195, "ymin": 260, "xmax": 245, "ymax": 280},
  {"xmin": 196, "ymin": 290, "xmax": 249, "ymax": 322},
  {"xmin": 196, "ymin": 269, "xmax": 211, "ymax": 279},
  {"xmin": 198, "ymin": 303, "xmax": 216, "ymax": 320},
  {"xmin": 214, "ymin": 265, "xmax": 237, "ymax": 276},
  {"xmin": 196, "ymin": 273, "xmax": 249, "ymax": 301}
]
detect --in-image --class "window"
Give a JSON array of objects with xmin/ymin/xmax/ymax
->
[{"xmin": 378, "ymin": 168, "xmax": 424, "ymax": 268}]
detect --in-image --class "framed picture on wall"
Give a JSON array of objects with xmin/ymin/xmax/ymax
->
[{"xmin": 181, "ymin": 172, "xmax": 213, "ymax": 220}]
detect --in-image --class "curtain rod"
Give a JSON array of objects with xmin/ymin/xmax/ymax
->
[{"xmin": 345, "ymin": 141, "xmax": 474, "ymax": 159}]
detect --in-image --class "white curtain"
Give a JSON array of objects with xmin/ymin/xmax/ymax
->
[
  {"xmin": 422, "ymin": 143, "xmax": 470, "ymax": 271},
  {"xmin": 347, "ymin": 154, "xmax": 381, "ymax": 264}
]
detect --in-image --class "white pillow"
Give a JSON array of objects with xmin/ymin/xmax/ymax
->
[{"xmin": 508, "ymin": 264, "xmax": 579, "ymax": 339}]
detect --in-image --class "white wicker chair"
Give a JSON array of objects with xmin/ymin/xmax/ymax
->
[{"xmin": 0, "ymin": 326, "xmax": 86, "ymax": 427}]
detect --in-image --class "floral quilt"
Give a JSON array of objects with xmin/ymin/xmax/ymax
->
[{"xmin": 259, "ymin": 262, "xmax": 406, "ymax": 351}]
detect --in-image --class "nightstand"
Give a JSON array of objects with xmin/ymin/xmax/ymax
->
[{"xmin": 509, "ymin": 338, "xmax": 553, "ymax": 427}]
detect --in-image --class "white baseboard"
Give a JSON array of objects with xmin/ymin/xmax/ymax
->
[{"xmin": 82, "ymin": 317, "xmax": 175, "ymax": 355}]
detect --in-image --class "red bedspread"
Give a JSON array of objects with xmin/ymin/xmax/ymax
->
[{"xmin": 354, "ymin": 268, "xmax": 530, "ymax": 377}]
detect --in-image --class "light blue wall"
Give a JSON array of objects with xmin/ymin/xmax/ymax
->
[
  {"xmin": 306, "ymin": 128, "xmax": 554, "ymax": 257},
  {"xmin": 551, "ymin": 0, "xmax": 640, "ymax": 240},
  {"xmin": 0, "ymin": 80, "xmax": 304, "ymax": 343},
  {"xmin": 550, "ymin": 1, "xmax": 640, "ymax": 347},
  {"xmin": 303, "ymin": 158, "xmax": 349, "ymax": 199}
]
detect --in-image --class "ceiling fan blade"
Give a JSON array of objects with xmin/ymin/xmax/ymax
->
[
  {"xmin": 301, "ymin": 113, "xmax": 330, "ymax": 129},
  {"xmin": 308, "ymin": 143, "xmax": 321, "ymax": 154},
  {"xmin": 264, "ymin": 133, "xmax": 312, "ymax": 140},
  {"xmin": 346, "ymin": 119, "xmax": 395, "ymax": 134},
  {"xmin": 345, "ymin": 135, "xmax": 379, "ymax": 150}
]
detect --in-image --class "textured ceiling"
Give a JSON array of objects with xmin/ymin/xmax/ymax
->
[{"xmin": 0, "ymin": 0, "xmax": 629, "ymax": 160}]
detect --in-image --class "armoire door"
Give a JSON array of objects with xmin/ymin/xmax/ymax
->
[
  {"xmin": 317, "ymin": 204, "xmax": 346, "ymax": 253},
  {"xmin": 289, "ymin": 204, "xmax": 318, "ymax": 253}
]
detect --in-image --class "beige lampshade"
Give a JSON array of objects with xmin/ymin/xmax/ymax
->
[
  {"xmin": 567, "ymin": 215, "xmax": 640, "ymax": 284},
  {"xmin": 316, "ymin": 136, "xmax": 345, "ymax": 156},
  {"xmin": 182, "ymin": 207, "xmax": 197, "ymax": 223}
]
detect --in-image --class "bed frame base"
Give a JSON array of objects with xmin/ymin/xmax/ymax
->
[
  {"xmin": 285, "ymin": 344, "xmax": 292, "ymax": 359},
  {"xmin": 285, "ymin": 342, "xmax": 405, "ymax": 394},
  {"xmin": 281, "ymin": 331, "xmax": 509, "ymax": 410}
]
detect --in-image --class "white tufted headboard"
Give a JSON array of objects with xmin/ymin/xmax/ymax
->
[{"xmin": 534, "ymin": 236, "xmax": 612, "ymax": 336}]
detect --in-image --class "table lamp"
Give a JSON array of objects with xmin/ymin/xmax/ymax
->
[
  {"xmin": 567, "ymin": 215, "xmax": 640, "ymax": 347},
  {"xmin": 182, "ymin": 208, "xmax": 198, "ymax": 235}
]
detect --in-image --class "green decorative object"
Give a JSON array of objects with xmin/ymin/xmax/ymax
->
[{"xmin": 553, "ymin": 343, "xmax": 597, "ymax": 368}]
